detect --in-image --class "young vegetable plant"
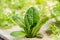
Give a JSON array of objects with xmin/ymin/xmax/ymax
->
[{"xmin": 11, "ymin": 7, "xmax": 49, "ymax": 38}]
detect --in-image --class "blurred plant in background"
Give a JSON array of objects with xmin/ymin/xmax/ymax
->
[{"xmin": 46, "ymin": 1, "xmax": 60, "ymax": 40}]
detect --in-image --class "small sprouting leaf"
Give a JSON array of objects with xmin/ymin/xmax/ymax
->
[
  {"xmin": 11, "ymin": 31, "xmax": 26, "ymax": 38},
  {"xmin": 12, "ymin": 16, "xmax": 25, "ymax": 28}
]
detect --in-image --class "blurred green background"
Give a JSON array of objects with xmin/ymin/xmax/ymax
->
[{"xmin": 0, "ymin": 0, "xmax": 60, "ymax": 40}]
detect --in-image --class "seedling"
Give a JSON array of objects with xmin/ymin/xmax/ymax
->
[{"xmin": 11, "ymin": 7, "xmax": 49, "ymax": 38}]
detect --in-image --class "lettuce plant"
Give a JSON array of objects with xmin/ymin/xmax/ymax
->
[{"xmin": 11, "ymin": 7, "xmax": 49, "ymax": 38}]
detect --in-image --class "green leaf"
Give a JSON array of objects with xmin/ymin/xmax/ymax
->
[
  {"xmin": 24, "ymin": 7, "xmax": 40, "ymax": 34},
  {"xmin": 12, "ymin": 16, "xmax": 26, "ymax": 28},
  {"xmin": 11, "ymin": 31, "xmax": 26, "ymax": 38},
  {"xmin": 24, "ymin": 7, "xmax": 40, "ymax": 27},
  {"xmin": 32, "ymin": 16, "xmax": 49, "ymax": 37},
  {"xmin": 36, "ymin": 34, "xmax": 44, "ymax": 38}
]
